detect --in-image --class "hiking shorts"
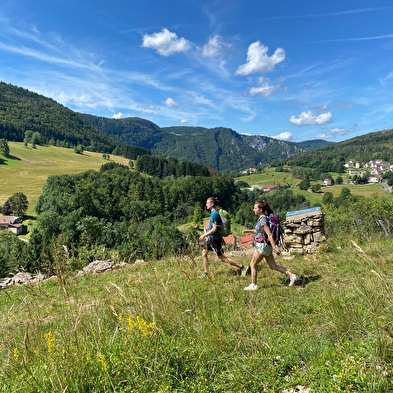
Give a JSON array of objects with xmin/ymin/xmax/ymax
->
[{"xmin": 205, "ymin": 238, "xmax": 224, "ymax": 256}]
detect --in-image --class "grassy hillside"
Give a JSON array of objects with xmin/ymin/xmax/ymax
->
[
  {"xmin": 237, "ymin": 167, "xmax": 389, "ymax": 207},
  {"xmin": 1, "ymin": 235, "xmax": 393, "ymax": 391},
  {"xmin": 0, "ymin": 142, "xmax": 130, "ymax": 215}
]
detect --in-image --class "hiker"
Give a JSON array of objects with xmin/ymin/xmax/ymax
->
[
  {"xmin": 242, "ymin": 200, "xmax": 299, "ymax": 290},
  {"xmin": 199, "ymin": 196, "xmax": 248, "ymax": 278}
]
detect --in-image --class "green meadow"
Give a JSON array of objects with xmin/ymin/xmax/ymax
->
[
  {"xmin": 0, "ymin": 142, "xmax": 130, "ymax": 215},
  {"xmin": 1, "ymin": 145, "xmax": 393, "ymax": 391},
  {"xmin": 1, "ymin": 235, "xmax": 393, "ymax": 392}
]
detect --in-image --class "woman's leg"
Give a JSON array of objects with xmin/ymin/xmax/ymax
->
[
  {"xmin": 265, "ymin": 254, "xmax": 289, "ymax": 274},
  {"xmin": 250, "ymin": 251, "xmax": 264, "ymax": 285}
]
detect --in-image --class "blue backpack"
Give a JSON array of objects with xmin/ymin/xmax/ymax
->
[{"xmin": 266, "ymin": 213, "xmax": 284, "ymax": 248}]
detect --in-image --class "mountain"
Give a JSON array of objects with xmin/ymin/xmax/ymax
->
[
  {"xmin": 0, "ymin": 82, "xmax": 127, "ymax": 153},
  {"xmin": 296, "ymin": 139, "xmax": 333, "ymax": 151},
  {"xmin": 279, "ymin": 128, "xmax": 393, "ymax": 168},
  {"xmin": 80, "ymin": 115, "xmax": 308, "ymax": 172}
]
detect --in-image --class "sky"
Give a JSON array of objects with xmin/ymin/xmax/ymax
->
[{"xmin": 1, "ymin": 0, "xmax": 393, "ymax": 142}]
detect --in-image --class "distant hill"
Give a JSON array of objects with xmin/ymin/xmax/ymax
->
[
  {"xmin": 81, "ymin": 116, "xmax": 309, "ymax": 172},
  {"xmin": 296, "ymin": 139, "xmax": 333, "ymax": 151},
  {"xmin": 278, "ymin": 128, "xmax": 393, "ymax": 168},
  {"xmin": 0, "ymin": 82, "xmax": 127, "ymax": 154}
]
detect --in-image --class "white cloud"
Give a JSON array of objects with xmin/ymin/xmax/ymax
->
[
  {"xmin": 180, "ymin": 119, "xmax": 190, "ymax": 124},
  {"xmin": 272, "ymin": 132, "xmax": 293, "ymax": 140},
  {"xmin": 201, "ymin": 35, "xmax": 227, "ymax": 57},
  {"xmin": 112, "ymin": 112, "xmax": 125, "ymax": 119},
  {"xmin": 288, "ymin": 111, "xmax": 333, "ymax": 126},
  {"xmin": 235, "ymin": 41, "xmax": 285, "ymax": 76},
  {"xmin": 316, "ymin": 127, "xmax": 356, "ymax": 139},
  {"xmin": 141, "ymin": 28, "xmax": 191, "ymax": 57},
  {"xmin": 164, "ymin": 97, "xmax": 178, "ymax": 107},
  {"xmin": 248, "ymin": 77, "xmax": 287, "ymax": 97}
]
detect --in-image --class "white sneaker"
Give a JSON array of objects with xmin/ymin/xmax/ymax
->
[
  {"xmin": 244, "ymin": 283, "xmax": 258, "ymax": 291},
  {"xmin": 289, "ymin": 274, "xmax": 299, "ymax": 286}
]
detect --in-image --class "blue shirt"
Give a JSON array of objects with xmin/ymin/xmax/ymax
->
[{"xmin": 208, "ymin": 209, "xmax": 222, "ymax": 240}]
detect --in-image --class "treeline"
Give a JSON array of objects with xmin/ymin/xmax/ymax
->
[
  {"xmin": 0, "ymin": 82, "xmax": 127, "ymax": 154},
  {"xmin": 135, "ymin": 155, "xmax": 218, "ymax": 178}
]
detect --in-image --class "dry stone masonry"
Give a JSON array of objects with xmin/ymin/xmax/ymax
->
[{"xmin": 284, "ymin": 207, "xmax": 326, "ymax": 254}]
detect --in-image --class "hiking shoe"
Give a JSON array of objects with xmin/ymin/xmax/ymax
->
[
  {"xmin": 240, "ymin": 265, "xmax": 249, "ymax": 277},
  {"xmin": 244, "ymin": 283, "xmax": 258, "ymax": 291},
  {"xmin": 199, "ymin": 273, "xmax": 210, "ymax": 279},
  {"xmin": 289, "ymin": 274, "xmax": 299, "ymax": 286}
]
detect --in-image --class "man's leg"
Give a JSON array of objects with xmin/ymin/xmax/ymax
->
[{"xmin": 202, "ymin": 248, "xmax": 210, "ymax": 274}]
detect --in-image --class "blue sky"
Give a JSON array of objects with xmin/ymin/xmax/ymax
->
[{"xmin": 1, "ymin": 0, "xmax": 393, "ymax": 142}]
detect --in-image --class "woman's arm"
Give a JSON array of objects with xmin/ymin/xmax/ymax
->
[{"xmin": 242, "ymin": 229, "xmax": 256, "ymax": 234}]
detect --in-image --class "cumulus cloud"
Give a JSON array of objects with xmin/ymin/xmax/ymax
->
[
  {"xmin": 316, "ymin": 126, "xmax": 356, "ymax": 139},
  {"xmin": 272, "ymin": 132, "xmax": 293, "ymax": 140},
  {"xmin": 113, "ymin": 112, "xmax": 125, "ymax": 119},
  {"xmin": 141, "ymin": 28, "xmax": 191, "ymax": 57},
  {"xmin": 164, "ymin": 97, "xmax": 178, "ymax": 107},
  {"xmin": 235, "ymin": 41, "xmax": 285, "ymax": 76},
  {"xmin": 288, "ymin": 111, "xmax": 333, "ymax": 126},
  {"xmin": 180, "ymin": 119, "xmax": 190, "ymax": 124},
  {"xmin": 201, "ymin": 35, "xmax": 228, "ymax": 57}
]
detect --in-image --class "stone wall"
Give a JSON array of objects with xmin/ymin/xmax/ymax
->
[{"xmin": 283, "ymin": 207, "xmax": 327, "ymax": 254}]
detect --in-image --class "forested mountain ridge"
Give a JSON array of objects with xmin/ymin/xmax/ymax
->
[
  {"xmin": 277, "ymin": 128, "xmax": 393, "ymax": 168},
  {"xmin": 81, "ymin": 116, "xmax": 310, "ymax": 172},
  {"xmin": 0, "ymin": 82, "xmax": 127, "ymax": 154}
]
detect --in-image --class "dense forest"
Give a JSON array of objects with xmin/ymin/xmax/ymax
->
[
  {"xmin": 0, "ymin": 82, "xmax": 128, "ymax": 154},
  {"xmin": 0, "ymin": 163, "xmax": 310, "ymax": 278}
]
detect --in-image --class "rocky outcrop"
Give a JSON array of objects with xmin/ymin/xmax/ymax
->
[
  {"xmin": 0, "ymin": 272, "xmax": 47, "ymax": 289},
  {"xmin": 284, "ymin": 207, "xmax": 326, "ymax": 254}
]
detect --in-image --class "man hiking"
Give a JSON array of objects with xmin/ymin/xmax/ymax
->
[{"xmin": 198, "ymin": 196, "xmax": 249, "ymax": 278}]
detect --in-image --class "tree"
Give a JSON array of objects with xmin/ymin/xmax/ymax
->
[
  {"xmin": 8, "ymin": 192, "xmax": 29, "ymax": 218},
  {"xmin": 0, "ymin": 139, "xmax": 10, "ymax": 157},
  {"xmin": 336, "ymin": 176, "xmax": 343, "ymax": 185},
  {"xmin": 74, "ymin": 144, "xmax": 84, "ymax": 154},
  {"xmin": 298, "ymin": 178, "xmax": 310, "ymax": 190},
  {"xmin": 192, "ymin": 204, "xmax": 204, "ymax": 227},
  {"xmin": 1, "ymin": 200, "xmax": 12, "ymax": 215},
  {"xmin": 322, "ymin": 192, "xmax": 333, "ymax": 205},
  {"xmin": 312, "ymin": 184, "xmax": 322, "ymax": 192}
]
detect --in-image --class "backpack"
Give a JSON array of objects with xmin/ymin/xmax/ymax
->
[
  {"xmin": 265, "ymin": 213, "xmax": 284, "ymax": 248},
  {"xmin": 217, "ymin": 209, "xmax": 231, "ymax": 237}
]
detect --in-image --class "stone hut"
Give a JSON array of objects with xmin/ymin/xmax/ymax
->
[{"xmin": 283, "ymin": 207, "xmax": 326, "ymax": 254}]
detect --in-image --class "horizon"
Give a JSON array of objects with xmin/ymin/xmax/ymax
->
[{"xmin": 1, "ymin": 1, "xmax": 393, "ymax": 143}]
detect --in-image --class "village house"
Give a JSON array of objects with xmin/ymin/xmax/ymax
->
[
  {"xmin": 0, "ymin": 215, "xmax": 23, "ymax": 235},
  {"xmin": 364, "ymin": 160, "xmax": 388, "ymax": 170},
  {"xmin": 348, "ymin": 169, "xmax": 359, "ymax": 176},
  {"xmin": 240, "ymin": 167, "xmax": 258, "ymax": 175},
  {"xmin": 263, "ymin": 185, "xmax": 277, "ymax": 192},
  {"xmin": 323, "ymin": 179, "xmax": 332, "ymax": 186}
]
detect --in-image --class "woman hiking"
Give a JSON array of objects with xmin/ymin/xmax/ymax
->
[{"xmin": 242, "ymin": 200, "xmax": 299, "ymax": 290}]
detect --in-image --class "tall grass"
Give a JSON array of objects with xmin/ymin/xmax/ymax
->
[{"xmin": 1, "ymin": 235, "xmax": 393, "ymax": 392}]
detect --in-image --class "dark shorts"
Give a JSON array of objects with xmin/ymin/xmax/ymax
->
[{"xmin": 205, "ymin": 237, "xmax": 224, "ymax": 256}]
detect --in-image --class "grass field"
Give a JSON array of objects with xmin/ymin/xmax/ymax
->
[
  {"xmin": 1, "ymin": 236, "xmax": 393, "ymax": 392},
  {"xmin": 0, "ymin": 142, "xmax": 130, "ymax": 215},
  {"xmin": 236, "ymin": 167, "xmax": 389, "ymax": 207}
]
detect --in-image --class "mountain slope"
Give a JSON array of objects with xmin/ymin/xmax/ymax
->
[
  {"xmin": 0, "ymin": 82, "xmax": 127, "ymax": 153},
  {"xmin": 281, "ymin": 128, "xmax": 393, "ymax": 167},
  {"xmin": 81, "ymin": 116, "xmax": 308, "ymax": 171}
]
